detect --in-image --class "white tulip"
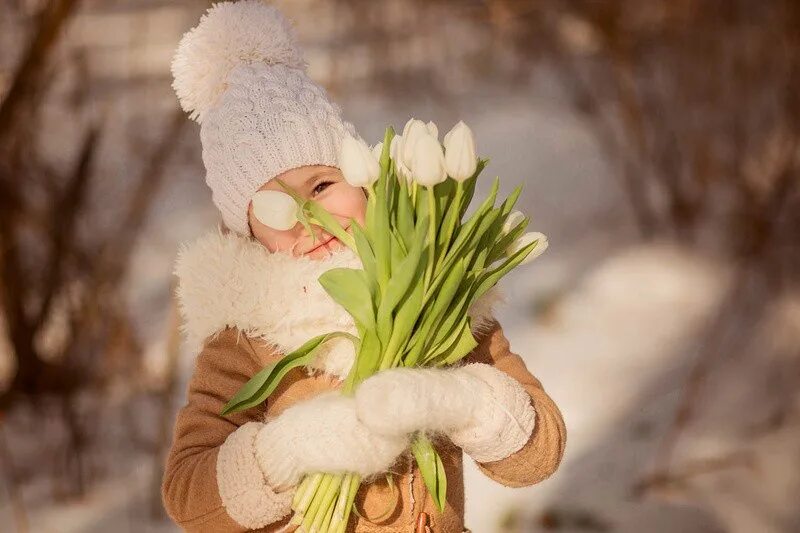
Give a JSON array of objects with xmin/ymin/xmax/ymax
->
[
  {"xmin": 411, "ymin": 132, "xmax": 447, "ymax": 187},
  {"xmin": 502, "ymin": 210, "xmax": 526, "ymax": 235},
  {"xmin": 338, "ymin": 135, "xmax": 379, "ymax": 187},
  {"xmin": 443, "ymin": 120, "xmax": 477, "ymax": 182},
  {"xmin": 390, "ymin": 134, "xmax": 412, "ymax": 182},
  {"xmin": 399, "ymin": 118, "xmax": 429, "ymax": 170},
  {"xmin": 371, "ymin": 141, "xmax": 384, "ymax": 162},
  {"xmin": 507, "ymin": 231, "xmax": 548, "ymax": 264},
  {"xmin": 426, "ymin": 120, "xmax": 438, "ymax": 140},
  {"xmin": 251, "ymin": 190, "xmax": 298, "ymax": 231}
]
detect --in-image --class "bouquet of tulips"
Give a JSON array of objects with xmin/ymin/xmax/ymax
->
[{"xmin": 221, "ymin": 118, "xmax": 548, "ymax": 532}]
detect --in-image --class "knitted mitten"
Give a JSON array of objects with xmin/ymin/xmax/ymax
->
[
  {"xmin": 354, "ymin": 363, "xmax": 536, "ymax": 463},
  {"xmin": 253, "ymin": 390, "xmax": 410, "ymax": 491}
]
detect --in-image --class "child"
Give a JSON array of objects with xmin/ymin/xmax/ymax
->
[{"xmin": 161, "ymin": 2, "xmax": 566, "ymax": 532}]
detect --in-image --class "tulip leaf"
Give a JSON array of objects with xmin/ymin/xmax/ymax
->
[
  {"xmin": 379, "ymin": 258, "xmax": 426, "ymax": 369},
  {"xmin": 434, "ymin": 317, "xmax": 479, "ymax": 366},
  {"xmin": 411, "ymin": 433, "xmax": 447, "ymax": 513},
  {"xmin": 426, "ymin": 275, "xmax": 474, "ymax": 353},
  {"xmin": 434, "ymin": 177, "xmax": 455, "ymax": 223},
  {"xmin": 381, "ymin": 221, "xmax": 427, "ymax": 313},
  {"xmin": 488, "ymin": 216, "xmax": 529, "ymax": 265},
  {"xmin": 389, "ymin": 228, "xmax": 405, "ymax": 268},
  {"xmin": 438, "ymin": 176, "xmax": 499, "ymax": 275},
  {"xmin": 351, "ymin": 220, "xmax": 377, "ymax": 290},
  {"xmin": 221, "ymin": 331, "xmax": 357, "ymax": 415},
  {"xmin": 425, "ymin": 258, "xmax": 466, "ymax": 336},
  {"xmin": 435, "ymin": 181, "xmax": 464, "ymax": 263},
  {"xmin": 499, "ymin": 183, "xmax": 523, "ymax": 220},
  {"xmin": 458, "ymin": 158, "xmax": 488, "ymax": 219},
  {"xmin": 355, "ymin": 328, "xmax": 382, "ymax": 384},
  {"xmin": 374, "ymin": 191, "xmax": 392, "ymax": 291},
  {"xmin": 395, "ymin": 179, "xmax": 415, "ymax": 249},
  {"xmin": 470, "ymin": 238, "xmax": 538, "ymax": 305},
  {"xmin": 318, "ymin": 268, "xmax": 376, "ymax": 329}
]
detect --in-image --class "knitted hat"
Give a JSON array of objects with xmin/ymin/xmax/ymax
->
[{"xmin": 171, "ymin": 0, "xmax": 361, "ymax": 236}]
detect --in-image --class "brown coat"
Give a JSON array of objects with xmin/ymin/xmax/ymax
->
[{"xmin": 161, "ymin": 229, "xmax": 566, "ymax": 532}]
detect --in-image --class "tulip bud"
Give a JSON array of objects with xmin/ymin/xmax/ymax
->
[
  {"xmin": 411, "ymin": 133, "xmax": 447, "ymax": 187},
  {"xmin": 399, "ymin": 118, "xmax": 430, "ymax": 170},
  {"xmin": 390, "ymin": 134, "xmax": 411, "ymax": 182},
  {"xmin": 507, "ymin": 232, "xmax": 548, "ymax": 264},
  {"xmin": 371, "ymin": 141, "xmax": 384, "ymax": 162},
  {"xmin": 338, "ymin": 135, "xmax": 380, "ymax": 187},
  {"xmin": 502, "ymin": 210, "xmax": 526, "ymax": 235},
  {"xmin": 443, "ymin": 120, "xmax": 477, "ymax": 182},
  {"xmin": 426, "ymin": 120, "xmax": 438, "ymax": 140},
  {"xmin": 251, "ymin": 190, "xmax": 299, "ymax": 231}
]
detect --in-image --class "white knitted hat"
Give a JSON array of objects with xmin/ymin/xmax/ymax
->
[{"xmin": 171, "ymin": 0, "xmax": 361, "ymax": 236}]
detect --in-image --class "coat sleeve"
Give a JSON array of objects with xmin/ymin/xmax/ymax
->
[
  {"xmin": 160, "ymin": 327, "xmax": 295, "ymax": 532},
  {"xmin": 463, "ymin": 318, "xmax": 567, "ymax": 487}
]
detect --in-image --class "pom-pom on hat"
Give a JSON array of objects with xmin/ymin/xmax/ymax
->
[{"xmin": 171, "ymin": 0, "xmax": 360, "ymax": 236}]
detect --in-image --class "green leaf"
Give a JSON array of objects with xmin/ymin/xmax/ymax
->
[
  {"xmin": 411, "ymin": 434, "xmax": 447, "ymax": 513},
  {"xmin": 318, "ymin": 268, "xmax": 375, "ymax": 329},
  {"xmin": 355, "ymin": 328, "xmax": 382, "ymax": 384},
  {"xmin": 435, "ymin": 176, "xmax": 499, "ymax": 279},
  {"xmin": 458, "ymin": 157, "xmax": 488, "ymax": 219},
  {"xmin": 395, "ymin": 178, "xmax": 415, "ymax": 249},
  {"xmin": 389, "ymin": 228, "xmax": 405, "ymax": 269},
  {"xmin": 435, "ymin": 181, "xmax": 464, "ymax": 264},
  {"xmin": 306, "ymin": 201, "xmax": 355, "ymax": 250},
  {"xmin": 379, "ymin": 261, "xmax": 426, "ymax": 369},
  {"xmin": 351, "ymin": 220, "xmax": 377, "ymax": 293},
  {"xmin": 221, "ymin": 332, "xmax": 357, "ymax": 415},
  {"xmin": 470, "ymin": 238, "xmax": 539, "ymax": 305},
  {"xmin": 434, "ymin": 317, "xmax": 479, "ymax": 366},
  {"xmin": 381, "ymin": 221, "xmax": 427, "ymax": 313},
  {"xmin": 487, "ymin": 216, "xmax": 529, "ymax": 265}
]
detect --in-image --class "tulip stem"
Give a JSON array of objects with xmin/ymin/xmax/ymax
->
[{"xmin": 424, "ymin": 186, "xmax": 436, "ymax": 290}]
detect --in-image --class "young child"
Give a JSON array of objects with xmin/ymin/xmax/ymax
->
[{"xmin": 161, "ymin": 2, "xmax": 566, "ymax": 532}]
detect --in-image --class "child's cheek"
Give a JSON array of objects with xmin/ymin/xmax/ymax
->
[{"xmin": 322, "ymin": 186, "xmax": 368, "ymax": 226}]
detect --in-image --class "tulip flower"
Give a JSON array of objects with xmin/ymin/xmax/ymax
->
[
  {"xmin": 371, "ymin": 141, "xmax": 383, "ymax": 162},
  {"xmin": 250, "ymin": 189, "xmax": 298, "ymax": 231},
  {"xmin": 443, "ymin": 120, "xmax": 477, "ymax": 182},
  {"xmin": 426, "ymin": 120, "xmax": 438, "ymax": 140},
  {"xmin": 411, "ymin": 132, "xmax": 447, "ymax": 187},
  {"xmin": 399, "ymin": 118, "xmax": 429, "ymax": 170},
  {"xmin": 502, "ymin": 210, "xmax": 526, "ymax": 236},
  {"xmin": 507, "ymin": 231, "xmax": 549, "ymax": 264},
  {"xmin": 338, "ymin": 135, "xmax": 380, "ymax": 187},
  {"xmin": 389, "ymin": 135, "xmax": 410, "ymax": 182}
]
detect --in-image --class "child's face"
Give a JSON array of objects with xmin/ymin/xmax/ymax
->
[{"xmin": 247, "ymin": 165, "xmax": 367, "ymax": 260}]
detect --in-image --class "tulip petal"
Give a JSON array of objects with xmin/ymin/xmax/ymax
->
[{"xmin": 251, "ymin": 189, "xmax": 298, "ymax": 231}]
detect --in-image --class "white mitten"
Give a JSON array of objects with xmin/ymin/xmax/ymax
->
[
  {"xmin": 254, "ymin": 391, "xmax": 410, "ymax": 491},
  {"xmin": 354, "ymin": 363, "xmax": 536, "ymax": 463}
]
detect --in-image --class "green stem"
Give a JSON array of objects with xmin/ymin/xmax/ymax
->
[
  {"xmin": 335, "ymin": 473, "xmax": 361, "ymax": 533},
  {"xmin": 302, "ymin": 473, "xmax": 334, "ymax": 530},
  {"xmin": 330, "ymin": 473, "xmax": 353, "ymax": 527},
  {"xmin": 311, "ymin": 473, "xmax": 342, "ymax": 532},
  {"xmin": 424, "ymin": 186, "xmax": 436, "ymax": 290},
  {"xmin": 293, "ymin": 472, "xmax": 324, "ymax": 519}
]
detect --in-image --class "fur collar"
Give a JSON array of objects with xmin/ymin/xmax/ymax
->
[{"xmin": 173, "ymin": 227, "xmax": 506, "ymax": 379}]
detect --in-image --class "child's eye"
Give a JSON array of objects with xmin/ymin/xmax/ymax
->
[{"xmin": 312, "ymin": 180, "xmax": 334, "ymax": 196}]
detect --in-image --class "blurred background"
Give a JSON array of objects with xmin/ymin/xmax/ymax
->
[{"xmin": 1, "ymin": 0, "xmax": 799, "ymax": 531}]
